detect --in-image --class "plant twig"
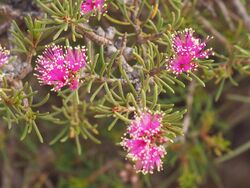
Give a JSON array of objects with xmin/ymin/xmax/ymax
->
[
  {"xmin": 76, "ymin": 24, "xmax": 113, "ymax": 45},
  {"xmin": 231, "ymin": 0, "xmax": 250, "ymax": 31},
  {"xmin": 196, "ymin": 13, "xmax": 232, "ymax": 51},
  {"xmin": 182, "ymin": 81, "xmax": 196, "ymax": 140},
  {"xmin": 215, "ymin": 141, "xmax": 250, "ymax": 164},
  {"xmin": 215, "ymin": 0, "xmax": 235, "ymax": 31}
]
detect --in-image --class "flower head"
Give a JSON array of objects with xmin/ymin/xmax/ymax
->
[
  {"xmin": 121, "ymin": 111, "xmax": 168, "ymax": 174},
  {"xmin": 81, "ymin": 0, "xmax": 106, "ymax": 15},
  {"xmin": 128, "ymin": 112, "xmax": 163, "ymax": 138},
  {"xmin": 167, "ymin": 28, "xmax": 213, "ymax": 74},
  {"xmin": 0, "ymin": 45, "xmax": 10, "ymax": 67},
  {"xmin": 35, "ymin": 45, "xmax": 87, "ymax": 91}
]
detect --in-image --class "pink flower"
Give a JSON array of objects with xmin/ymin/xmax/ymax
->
[
  {"xmin": 0, "ymin": 45, "xmax": 10, "ymax": 67},
  {"xmin": 121, "ymin": 111, "xmax": 167, "ymax": 174},
  {"xmin": 167, "ymin": 28, "xmax": 213, "ymax": 74},
  {"xmin": 81, "ymin": 0, "xmax": 106, "ymax": 15},
  {"xmin": 35, "ymin": 45, "xmax": 87, "ymax": 91},
  {"xmin": 134, "ymin": 146, "xmax": 166, "ymax": 174},
  {"xmin": 128, "ymin": 112, "xmax": 163, "ymax": 138}
]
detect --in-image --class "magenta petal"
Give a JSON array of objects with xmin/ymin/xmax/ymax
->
[
  {"xmin": 35, "ymin": 45, "xmax": 87, "ymax": 91},
  {"xmin": 124, "ymin": 139, "xmax": 147, "ymax": 157},
  {"xmin": 0, "ymin": 45, "xmax": 10, "ymax": 67},
  {"xmin": 121, "ymin": 110, "xmax": 167, "ymax": 174},
  {"xmin": 81, "ymin": 0, "xmax": 94, "ymax": 14},
  {"xmin": 128, "ymin": 112, "xmax": 162, "ymax": 138},
  {"xmin": 81, "ymin": 0, "xmax": 106, "ymax": 14},
  {"xmin": 168, "ymin": 28, "xmax": 213, "ymax": 75}
]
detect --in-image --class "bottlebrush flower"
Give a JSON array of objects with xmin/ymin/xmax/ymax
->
[
  {"xmin": 167, "ymin": 28, "xmax": 213, "ymax": 75},
  {"xmin": 35, "ymin": 45, "xmax": 87, "ymax": 91},
  {"xmin": 0, "ymin": 45, "xmax": 10, "ymax": 67},
  {"xmin": 81, "ymin": 0, "xmax": 106, "ymax": 15},
  {"xmin": 128, "ymin": 112, "xmax": 163, "ymax": 138},
  {"xmin": 121, "ymin": 111, "xmax": 168, "ymax": 174}
]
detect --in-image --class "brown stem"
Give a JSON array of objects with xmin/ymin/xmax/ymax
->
[
  {"xmin": 76, "ymin": 24, "xmax": 113, "ymax": 45},
  {"xmin": 149, "ymin": 65, "xmax": 166, "ymax": 76},
  {"xmin": 214, "ymin": 0, "xmax": 235, "ymax": 31},
  {"xmin": 231, "ymin": 0, "xmax": 250, "ymax": 32},
  {"xmin": 196, "ymin": 13, "xmax": 232, "ymax": 51}
]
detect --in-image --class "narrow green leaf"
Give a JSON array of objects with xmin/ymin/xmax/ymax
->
[
  {"xmin": 114, "ymin": 112, "xmax": 131, "ymax": 123},
  {"xmin": 90, "ymin": 83, "xmax": 105, "ymax": 102},
  {"xmin": 215, "ymin": 79, "xmax": 225, "ymax": 102},
  {"xmin": 141, "ymin": 89, "xmax": 147, "ymax": 109},
  {"xmin": 189, "ymin": 72, "xmax": 205, "ymax": 87},
  {"xmin": 33, "ymin": 121, "xmax": 43, "ymax": 143},
  {"xmin": 75, "ymin": 134, "xmax": 82, "ymax": 155},
  {"xmin": 49, "ymin": 127, "xmax": 68, "ymax": 145},
  {"xmin": 108, "ymin": 118, "xmax": 119, "ymax": 131}
]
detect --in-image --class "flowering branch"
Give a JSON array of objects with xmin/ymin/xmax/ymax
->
[{"xmin": 0, "ymin": 1, "xmax": 249, "ymax": 184}]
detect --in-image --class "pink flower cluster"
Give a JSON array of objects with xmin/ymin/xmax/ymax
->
[
  {"xmin": 81, "ymin": 0, "xmax": 106, "ymax": 15},
  {"xmin": 167, "ymin": 28, "xmax": 213, "ymax": 74},
  {"xmin": 35, "ymin": 45, "xmax": 87, "ymax": 91},
  {"xmin": 0, "ymin": 45, "xmax": 10, "ymax": 67},
  {"xmin": 121, "ymin": 111, "xmax": 168, "ymax": 174}
]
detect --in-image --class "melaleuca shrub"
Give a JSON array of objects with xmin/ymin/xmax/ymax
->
[{"xmin": 0, "ymin": 0, "xmax": 249, "ymax": 187}]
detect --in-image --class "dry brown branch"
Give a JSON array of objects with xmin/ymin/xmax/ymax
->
[
  {"xmin": 85, "ymin": 159, "xmax": 119, "ymax": 183},
  {"xmin": 0, "ymin": 5, "xmax": 22, "ymax": 19},
  {"xmin": 76, "ymin": 24, "xmax": 113, "ymax": 45},
  {"xmin": 231, "ymin": 0, "xmax": 250, "ymax": 31},
  {"xmin": 215, "ymin": 0, "xmax": 235, "ymax": 31},
  {"xmin": 196, "ymin": 14, "xmax": 232, "ymax": 51}
]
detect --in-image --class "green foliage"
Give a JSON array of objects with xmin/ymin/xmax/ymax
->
[
  {"xmin": 179, "ymin": 166, "xmax": 200, "ymax": 188},
  {"xmin": 36, "ymin": 0, "xmax": 88, "ymax": 41},
  {"xmin": 0, "ymin": 82, "xmax": 52, "ymax": 142},
  {"xmin": 0, "ymin": 0, "xmax": 250, "ymax": 187},
  {"xmin": 49, "ymin": 90, "xmax": 100, "ymax": 155},
  {"xmin": 10, "ymin": 15, "xmax": 45, "ymax": 55}
]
